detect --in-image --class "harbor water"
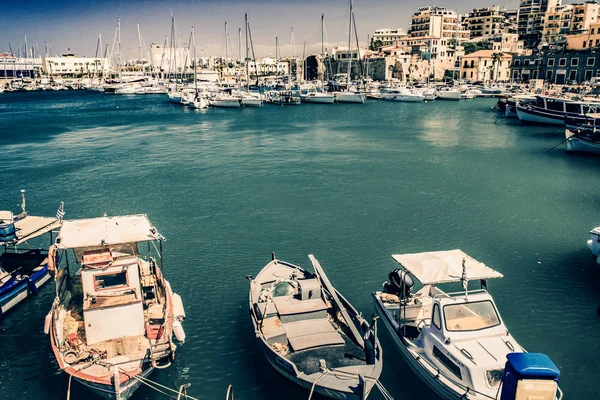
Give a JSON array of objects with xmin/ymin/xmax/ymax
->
[{"xmin": 0, "ymin": 91, "xmax": 599, "ymax": 399}]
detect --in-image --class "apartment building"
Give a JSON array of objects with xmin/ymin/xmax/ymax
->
[
  {"xmin": 463, "ymin": 6, "xmax": 509, "ymax": 38},
  {"xmin": 518, "ymin": 0, "xmax": 561, "ymax": 48},
  {"xmin": 408, "ymin": 6, "xmax": 470, "ymax": 42},
  {"xmin": 372, "ymin": 29, "xmax": 407, "ymax": 47}
]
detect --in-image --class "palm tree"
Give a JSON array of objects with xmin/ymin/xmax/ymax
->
[{"xmin": 491, "ymin": 52, "xmax": 504, "ymax": 82}]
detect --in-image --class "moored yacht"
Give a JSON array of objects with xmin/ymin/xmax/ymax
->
[
  {"xmin": 335, "ymin": 91, "xmax": 366, "ymax": 104},
  {"xmin": 248, "ymin": 254, "xmax": 382, "ymax": 399},
  {"xmin": 373, "ymin": 249, "xmax": 562, "ymax": 400},
  {"xmin": 380, "ymin": 88, "xmax": 424, "ymax": 102},
  {"xmin": 437, "ymin": 88, "xmax": 462, "ymax": 101},
  {"xmin": 46, "ymin": 214, "xmax": 186, "ymax": 400}
]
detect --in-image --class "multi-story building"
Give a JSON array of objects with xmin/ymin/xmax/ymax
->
[
  {"xmin": 565, "ymin": 21, "xmax": 600, "ymax": 49},
  {"xmin": 463, "ymin": 6, "xmax": 508, "ymax": 38},
  {"xmin": 518, "ymin": 0, "xmax": 562, "ymax": 48},
  {"xmin": 511, "ymin": 51, "xmax": 600, "ymax": 83},
  {"xmin": 408, "ymin": 6, "xmax": 470, "ymax": 42},
  {"xmin": 460, "ymin": 50, "xmax": 513, "ymax": 81},
  {"xmin": 45, "ymin": 54, "xmax": 110, "ymax": 77},
  {"xmin": 372, "ymin": 29, "xmax": 407, "ymax": 47},
  {"xmin": 543, "ymin": 2, "xmax": 600, "ymax": 45},
  {"xmin": 571, "ymin": 2, "xmax": 600, "ymax": 33},
  {"xmin": 542, "ymin": 5, "xmax": 573, "ymax": 45}
]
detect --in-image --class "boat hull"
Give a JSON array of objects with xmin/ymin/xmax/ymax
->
[
  {"xmin": 437, "ymin": 92, "xmax": 461, "ymax": 101},
  {"xmin": 74, "ymin": 365, "xmax": 154, "ymax": 400},
  {"xmin": 566, "ymin": 132, "xmax": 600, "ymax": 154},
  {"xmin": 0, "ymin": 265, "xmax": 50, "ymax": 318},
  {"xmin": 373, "ymin": 294, "xmax": 484, "ymax": 400},
  {"xmin": 335, "ymin": 93, "xmax": 366, "ymax": 103},
  {"xmin": 381, "ymin": 94, "xmax": 424, "ymax": 102},
  {"xmin": 241, "ymin": 98, "xmax": 263, "ymax": 107},
  {"xmin": 516, "ymin": 105, "xmax": 564, "ymax": 125},
  {"xmin": 304, "ymin": 95, "xmax": 336, "ymax": 104},
  {"xmin": 210, "ymin": 99, "xmax": 242, "ymax": 108}
]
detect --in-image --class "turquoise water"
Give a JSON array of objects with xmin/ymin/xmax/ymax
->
[{"xmin": 1, "ymin": 91, "xmax": 599, "ymax": 399}]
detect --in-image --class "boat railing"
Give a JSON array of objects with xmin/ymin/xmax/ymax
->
[{"xmin": 432, "ymin": 289, "xmax": 489, "ymax": 299}]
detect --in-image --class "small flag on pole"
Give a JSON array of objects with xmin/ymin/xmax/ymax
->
[
  {"xmin": 56, "ymin": 201, "xmax": 65, "ymax": 220},
  {"xmin": 461, "ymin": 257, "xmax": 468, "ymax": 299}
]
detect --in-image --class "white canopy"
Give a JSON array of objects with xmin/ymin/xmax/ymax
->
[
  {"xmin": 56, "ymin": 214, "xmax": 161, "ymax": 249},
  {"xmin": 391, "ymin": 249, "xmax": 503, "ymax": 285}
]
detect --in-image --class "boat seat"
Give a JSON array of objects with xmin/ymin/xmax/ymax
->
[
  {"xmin": 272, "ymin": 296, "xmax": 328, "ymax": 316},
  {"xmin": 255, "ymin": 300, "xmax": 278, "ymax": 320},
  {"xmin": 283, "ymin": 318, "xmax": 344, "ymax": 352}
]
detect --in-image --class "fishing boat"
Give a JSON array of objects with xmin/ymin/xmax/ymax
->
[
  {"xmin": 516, "ymin": 96, "xmax": 600, "ymax": 126},
  {"xmin": 373, "ymin": 249, "xmax": 561, "ymax": 400},
  {"xmin": 587, "ymin": 227, "xmax": 600, "ymax": 264},
  {"xmin": 335, "ymin": 91, "xmax": 366, "ymax": 104},
  {"xmin": 566, "ymin": 129, "xmax": 600, "ymax": 154},
  {"xmin": 210, "ymin": 95, "xmax": 242, "ymax": 108},
  {"xmin": 248, "ymin": 254, "xmax": 383, "ymax": 399},
  {"xmin": 46, "ymin": 214, "xmax": 186, "ymax": 400},
  {"xmin": 0, "ymin": 191, "xmax": 60, "ymax": 318},
  {"xmin": 300, "ymin": 86, "xmax": 336, "ymax": 104}
]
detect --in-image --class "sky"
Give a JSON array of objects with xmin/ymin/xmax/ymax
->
[{"xmin": 1, "ymin": 0, "xmax": 524, "ymax": 59}]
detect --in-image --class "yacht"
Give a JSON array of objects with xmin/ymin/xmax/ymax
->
[
  {"xmin": 587, "ymin": 227, "xmax": 600, "ymax": 264},
  {"xmin": 437, "ymin": 88, "xmax": 462, "ymax": 101},
  {"xmin": 335, "ymin": 91, "xmax": 366, "ymax": 104},
  {"xmin": 249, "ymin": 254, "xmax": 382, "ymax": 399},
  {"xmin": 381, "ymin": 88, "xmax": 424, "ymax": 102},
  {"xmin": 46, "ymin": 215, "xmax": 186, "ymax": 400},
  {"xmin": 373, "ymin": 250, "xmax": 562, "ymax": 400},
  {"xmin": 299, "ymin": 87, "xmax": 335, "ymax": 104}
]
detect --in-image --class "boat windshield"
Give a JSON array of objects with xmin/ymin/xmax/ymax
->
[{"xmin": 443, "ymin": 300, "xmax": 500, "ymax": 332}]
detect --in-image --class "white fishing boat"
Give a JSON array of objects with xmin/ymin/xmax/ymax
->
[
  {"xmin": 300, "ymin": 87, "xmax": 336, "ymax": 104},
  {"xmin": 381, "ymin": 88, "xmax": 424, "ymax": 102},
  {"xmin": 248, "ymin": 254, "xmax": 383, "ymax": 399},
  {"xmin": 190, "ymin": 95, "xmax": 209, "ymax": 109},
  {"xmin": 241, "ymin": 93, "xmax": 263, "ymax": 107},
  {"xmin": 437, "ymin": 88, "xmax": 462, "ymax": 101},
  {"xmin": 373, "ymin": 250, "xmax": 562, "ymax": 400},
  {"xmin": 566, "ymin": 129, "xmax": 600, "ymax": 154},
  {"xmin": 420, "ymin": 88, "xmax": 437, "ymax": 101},
  {"xmin": 516, "ymin": 96, "xmax": 600, "ymax": 126},
  {"xmin": 46, "ymin": 214, "xmax": 186, "ymax": 400}
]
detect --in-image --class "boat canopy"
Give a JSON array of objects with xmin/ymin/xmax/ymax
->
[
  {"xmin": 0, "ymin": 214, "xmax": 60, "ymax": 245},
  {"xmin": 391, "ymin": 249, "xmax": 503, "ymax": 285},
  {"xmin": 55, "ymin": 214, "xmax": 161, "ymax": 249}
]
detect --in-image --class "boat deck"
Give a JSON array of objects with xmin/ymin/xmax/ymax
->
[{"xmin": 287, "ymin": 331, "xmax": 367, "ymax": 375}]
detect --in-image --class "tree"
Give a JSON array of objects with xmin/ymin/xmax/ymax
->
[
  {"xmin": 463, "ymin": 40, "xmax": 492, "ymax": 55},
  {"xmin": 369, "ymin": 39, "xmax": 384, "ymax": 51},
  {"xmin": 491, "ymin": 52, "xmax": 504, "ymax": 82}
]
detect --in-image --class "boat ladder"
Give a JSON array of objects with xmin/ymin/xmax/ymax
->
[{"xmin": 149, "ymin": 342, "xmax": 172, "ymax": 369}]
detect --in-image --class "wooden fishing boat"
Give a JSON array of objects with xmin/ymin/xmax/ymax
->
[
  {"xmin": 46, "ymin": 214, "xmax": 186, "ymax": 400},
  {"xmin": 0, "ymin": 191, "xmax": 60, "ymax": 318},
  {"xmin": 248, "ymin": 254, "xmax": 382, "ymax": 399}
]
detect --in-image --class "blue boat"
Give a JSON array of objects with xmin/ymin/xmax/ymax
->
[{"xmin": 0, "ymin": 191, "xmax": 61, "ymax": 318}]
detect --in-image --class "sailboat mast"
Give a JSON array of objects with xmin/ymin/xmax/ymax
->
[
  {"xmin": 321, "ymin": 13, "xmax": 324, "ymax": 56},
  {"xmin": 193, "ymin": 26, "xmax": 197, "ymax": 92},
  {"xmin": 225, "ymin": 21, "xmax": 229, "ymax": 60},
  {"xmin": 245, "ymin": 13, "xmax": 249, "ymax": 89},
  {"xmin": 137, "ymin": 23, "xmax": 143, "ymax": 62},
  {"xmin": 275, "ymin": 35, "xmax": 279, "ymax": 76},
  {"xmin": 347, "ymin": 0, "xmax": 352, "ymax": 86}
]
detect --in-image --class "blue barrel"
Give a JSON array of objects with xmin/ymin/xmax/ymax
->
[
  {"xmin": 500, "ymin": 353, "xmax": 560, "ymax": 400},
  {"xmin": 0, "ymin": 223, "xmax": 16, "ymax": 243}
]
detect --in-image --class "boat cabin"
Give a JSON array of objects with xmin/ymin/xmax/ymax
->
[{"xmin": 534, "ymin": 96, "xmax": 600, "ymax": 115}]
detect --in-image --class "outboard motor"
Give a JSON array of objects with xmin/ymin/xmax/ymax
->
[
  {"xmin": 500, "ymin": 353, "xmax": 561, "ymax": 400},
  {"xmin": 383, "ymin": 269, "xmax": 414, "ymax": 300}
]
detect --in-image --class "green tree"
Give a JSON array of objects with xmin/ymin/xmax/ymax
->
[
  {"xmin": 369, "ymin": 39, "xmax": 384, "ymax": 51},
  {"xmin": 491, "ymin": 52, "xmax": 504, "ymax": 82},
  {"xmin": 463, "ymin": 40, "xmax": 492, "ymax": 55}
]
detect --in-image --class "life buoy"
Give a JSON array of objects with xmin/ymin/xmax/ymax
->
[{"xmin": 48, "ymin": 244, "xmax": 57, "ymax": 276}]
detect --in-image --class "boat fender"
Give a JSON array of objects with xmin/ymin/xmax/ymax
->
[
  {"xmin": 25, "ymin": 276, "xmax": 38, "ymax": 295},
  {"xmin": 173, "ymin": 319, "xmax": 186, "ymax": 343},
  {"xmin": 48, "ymin": 244, "xmax": 57, "ymax": 276},
  {"xmin": 171, "ymin": 293, "xmax": 186, "ymax": 321},
  {"xmin": 44, "ymin": 311, "xmax": 52, "ymax": 335}
]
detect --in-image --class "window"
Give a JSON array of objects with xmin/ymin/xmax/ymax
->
[
  {"xmin": 593, "ymin": 28, "xmax": 596, "ymax": 34},
  {"xmin": 470, "ymin": 60, "xmax": 474, "ymax": 68},
  {"xmin": 433, "ymin": 346, "xmax": 462, "ymax": 379},
  {"xmin": 547, "ymin": 58, "xmax": 555, "ymax": 66},
  {"xmin": 524, "ymin": 59, "xmax": 530, "ymax": 66},
  {"xmin": 546, "ymin": 70, "xmax": 553, "ymax": 81},
  {"xmin": 94, "ymin": 271, "xmax": 128, "ymax": 290},
  {"xmin": 586, "ymin": 70, "xmax": 594, "ymax": 81},
  {"xmin": 571, "ymin": 58, "xmax": 579, "ymax": 66},
  {"xmin": 444, "ymin": 301, "xmax": 501, "ymax": 332},
  {"xmin": 587, "ymin": 57, "xmax": 595, "ymax": 66},
  {"xmin": 584, "ymin": 41, "xmax": 587, "ymax": 48},
  {"xmin": 513, "ymin": 59, "xmax": 520, "ymax": 66},
  {"xmin": 432, "ymin": 304, "xmax": 441, "ymax": 329},
  {"xmin": 566, "ymin": 102, "xmax": 582, "ymax": 113},
  {"xmin": 559, "ymin": 58, "xmax": 567, "ymax": 66},
  {"xmin": 569, "ymin": 70, "xmax": 577, "ymax": 81},
  {"xmin": 484, "ymin": 60, "xmax": 488, "ymax": 66},
  {"xmin": 546, "ymin": 99, "xmax": 565, "ymax": 111}
]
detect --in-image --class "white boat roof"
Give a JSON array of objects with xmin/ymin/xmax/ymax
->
[
  {"xmin": 391, "ymin": 249, "xmax": 503, "ymax": 285},
  {"xmin": 56, "ymin": 214, "xmax": 160, "ymax": 249},
  {"xmin": 1, "ymin": 215, "xmax": 61, "ymax": 245}
]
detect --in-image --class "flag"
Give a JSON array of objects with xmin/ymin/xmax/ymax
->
[
  {"xmin": 461, "ymin": 257, "xmax": 468, "ymax": 291},
  {"xmin": 56, "ymin": 201, "xmax": 65, "ymax": 220}
]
